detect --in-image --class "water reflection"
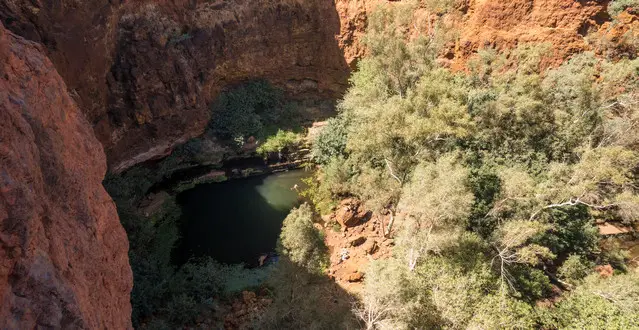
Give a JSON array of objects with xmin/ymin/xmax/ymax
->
[{"xmin": 176, "ymin": 170, "xmax": 310, "ymax": 266}]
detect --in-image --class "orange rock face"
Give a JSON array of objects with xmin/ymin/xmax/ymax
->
[
  {"xmin": 2, "ymin": 0, "xmax": 632, "ymax": 173},
  {"xmin": 451, "ymin": 0, "xmax": 613, "ymax": 70},
  {"xmin": 0, "ymin": 25, "xmax": 132, "ymax": 329}
]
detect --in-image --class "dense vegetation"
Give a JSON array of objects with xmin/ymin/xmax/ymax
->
[
  {"xmin": 103, "ymin": 1, "xmax": 639, "ymax": 328},
  {"xmin": 305, "ymin": 2, "xmax": 639, "ymax": 328},
  {"xmin": 608, "ymin": 0, "xmax": 639, "ymax": 17},
  {"xmin": 105, "ymin": 173, "xmax": 273, "ymax": 328},
  {"xmin": 258, "ymin": 203, "xmax": 357, "ymax": 328},
  {"xmin": 209, "ymin": 80, "xmax": 302, "ymax": 146},
  {"xmin": 256, "ymin": 129, "xmax": 303, "ymax": 157},
  {"xmin": 102, "ymin": 80, "xmax": 304, "ymax": 328}
]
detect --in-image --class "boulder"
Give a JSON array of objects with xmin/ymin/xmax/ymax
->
[
  {"xmin": 335, "ymin": 198, "xmax": 368, "ymax": 227},
  {"xmin": 363, "ymin": 240, "xmax": 378, "ymax": 255},
  {"xmin": 347, "ymin": 272, "xmax": 364, "ymax": 282},
  {"xmin": 349, "ymin": 236, "xmax": 367, "ymax": 247}
]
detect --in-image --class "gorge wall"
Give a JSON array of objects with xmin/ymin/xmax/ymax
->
[
  {"xmin": 0, "ymin": 0, "xmax": 636, "ymax": 327},
  {"xmin": 1, "ymin": 0, "xmax": 625, "ymax": 173},
  {"xmin": 0, "ymin": 24, "xmax": 131, "ymax": 328}
]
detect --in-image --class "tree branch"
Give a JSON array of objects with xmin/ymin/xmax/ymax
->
[
  {"xmin": 529, "ymin": 198, "xmax": 619, "ymax": 221},
  {"xmin": 384, "ymin": 158, "xmax": 403, "ymax": 185}
]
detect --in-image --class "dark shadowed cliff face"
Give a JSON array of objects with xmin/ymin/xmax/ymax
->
[
  {"xmin": 1, "ymin": 0, "xmax": 352, "ymax": 172},
  {"xmin": 102, "ymin": 0, "xmax": 350, "ymax": 172},
  {"xmin": 0, "ymin": 24, "xmax": 132, "ymax": 329}
]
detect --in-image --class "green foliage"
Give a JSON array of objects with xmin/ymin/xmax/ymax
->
[
  {"xmin": 165, "ymin": 294, "xmax": 197, "ymax": 324},
  {"xmin": 305, "ymin": 3, "xmax": 639, "ymax": 328},
  {"xmin": 256, "ymin": 130, "xmax": 302, "ymax": 156},
  {"xmin": 558, "ymin": 254, "xmax": 594, "ymax": 285},
  {"xmin": 608, "ymin": 0, "xmax": 639, "ymax": 17},
  {"xmin": 534, "ymin": 206, "xmax": 600, "ymax": 258},
  {"xmin": 106, "ymin": 171, "xmax": 271, "ymax": 328},
  {"xmin": 598, "ymin": 238, "xmax": 632, "ymax": 271},
  {"xmin": 468, "ymin": 294, "xmax": 537, "ymax": 330},
  {"xmin": 278, "ymin": 203, "xmax": 328, "ymax": 274},
  {"xmin": 465, "ymin": 165, "xmax": 502, "ymax": 237},
  {"xmin": 399, "ymin": 154, "xmax": 474, "ymax": 226},
  {"xmin": 209, "ymin": 81, "xmax": 291, "ymax": 144},
  {"xmin": 261, "ymin": 205, "xmax": 356, "ymax": 328},
  {"xmin": 300, "ymin": 157, "xmax": 353, "ymax": 214},
  {"xmin": 261, "ymin": 257, "xmax": 357, "ymax": 329},
  {"xmin": 423, "ymin": 0, "xmax": 457, "ymax": 14},
  {"xmin": 509, "ymin": 266, "xmax": 552, "ymax": 301},
  {"xmin": 540, "ymin": 273, "xmax": 639, "ymax": 329},
  {"xmin": 311, "ymin": 115, "xmax": 349, "ymax": 164}
]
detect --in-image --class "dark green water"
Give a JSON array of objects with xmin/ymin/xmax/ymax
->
[{"xmin": 176, "ymin": 170, "xmax": 310, "ymax": 266}]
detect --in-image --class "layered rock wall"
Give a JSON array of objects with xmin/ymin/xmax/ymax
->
[
  {"xmin": 2, "ymin": 0, "xmax": 628, "ymax": 172},
  {"xmin": 0, "ymin": 0, "xmax": 635, "ymax": 328},
  {"xmin": 0, "ymin": 24, "xmax": 132, "ymax": 329},
  {"xmin": 451, "ymin": 0, "xmax": 613, "ymax": 69}
]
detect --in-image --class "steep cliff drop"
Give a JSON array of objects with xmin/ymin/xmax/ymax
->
[
  {"xmin": 1, "ymin": 0, "xmax": 624, "ymax": 175},
  {"xmin": 0, "ymin": 24, "xmax": 132, "ymax": 329}
]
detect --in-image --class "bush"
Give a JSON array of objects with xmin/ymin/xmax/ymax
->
[
  {"xmin": 256, "ymin": 130, "xmax": 302, "ymax": 156},
  {"xmin": 209, "ymin": 81, "xmax": 288, "ymax": 144},
  {"xmin": 542, "ymin": 274, "xmax": 639, "ymax": 329},
  {"xmin": 311, "ymin": 115, "xmax": 349, "ymax": 164},
  {"xmin": 558, "ymin": 254, "xmax": 594, "ymax": 285},
  {"xmin": 278, "ymin": 203, "xmax": 328, "ymax": 274},
  {"xmin": 165, "ymin": 294, "xmax": 197, "ymax": 324},
  {"xmin": 608, "ymin": 0, "xmax": 639, "ymax": 17}
]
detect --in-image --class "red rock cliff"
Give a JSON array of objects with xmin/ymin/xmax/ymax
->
[
  {"xmin": 2, "ymin": 0, "xmax": 631, "ymax": 172},
  {"xmin": 0, "ymin": 24, "xmax": 132, "ymax": 329},
  {"xmin": 2, "ymin": 0, "xmax": 352, "ymax": 172}
]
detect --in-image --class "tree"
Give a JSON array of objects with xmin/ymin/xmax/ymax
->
[
  {"xmin": 278, "ymin": 203, "xmax": 328, "ymax": 274},
  {"xmin": 256, "ymin": 130, "xmax": 301, "ymax": 158},
  {"xmin": 558, "ymin": 254, "xmax": 594, "ymax": 286},
  {"xmin": 541, "ymin": 273, "xmax": 639, "ymax": 329},
  {"xmin": 311, "ymin": 115, "xmax": 349, "ymax": 164},
  {"xmin": 304, "ymin": 3, "xmax": 639, "ymax": 328}
]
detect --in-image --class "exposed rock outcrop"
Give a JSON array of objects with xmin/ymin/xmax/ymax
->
[
  {"xmin": 2, "ymin": 0, "xmax": 632, "ymax": 173},
  {"xmin": 335, "ymin": 198, "xmax": 368, "ymax": 227},
  {"xmin": 0, "ymin": 24, "xmax": 132, "ymax": 329},
  {"xmin": 0, "ymin": 0, "xmax": 636, "ymax": 327},
  {"xmin": 451, "ymin": 0, "xmax": 613, "ymax": 69},
  {"xmin": 1, "ymin": 0, "xmax": 352, "ymax": 172}
]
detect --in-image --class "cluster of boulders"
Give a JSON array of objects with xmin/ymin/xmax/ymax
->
[{"xmin": 324, "ymin": 199, "xmax": 394, "ymax": 290}]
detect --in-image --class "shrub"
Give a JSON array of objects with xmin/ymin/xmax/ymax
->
[
  {"xmin": 558, "ymin": 254, "xmax": 594, "ymax": 285},
  {"xmin": 209, "ymin": 81, "xmax": 283, "ymax": 143},
  {"xmin": 256, "ymin": 130, "xmax": 302, "ymax": 156},
  {"xmin": 608, "ymin": 0, "xmax": 639, "ymax": 17},
  {"xmin": 165, "ymin": 294, "xmax": 197, "ymax": 324},
  {"xmin": 311, "ymin": 115, "xmax": 349, "ymax": 164},
  {"xmin": 278, "ymin": 203, "xmax": 328, "ymax": 274},
  {"xmin": 542, "ymin": 274, "xmax": 639, "ymax": 329}
]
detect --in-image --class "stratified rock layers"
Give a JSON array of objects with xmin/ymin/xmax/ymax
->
[
  {"xmin": 0, "ymin": 24, "xmax": 132, "ymax": 329},
  {"xmin": 0, "ymin": 0, "xmax": 625, "ymax": 172}
]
